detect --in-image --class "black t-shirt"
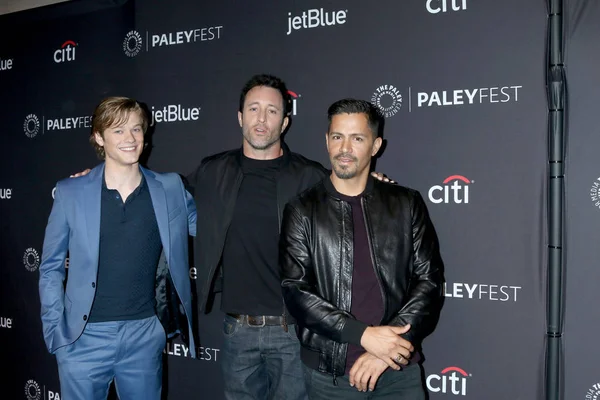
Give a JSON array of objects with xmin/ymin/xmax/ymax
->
[{"xmin": 221, "ymin": 154, "xmax": 283, "ymax": 316}]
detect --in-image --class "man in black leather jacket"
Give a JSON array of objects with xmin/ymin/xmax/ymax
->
[{"xmin": 280, "ymin": 99, "xmax": 445, "ymax": 399}]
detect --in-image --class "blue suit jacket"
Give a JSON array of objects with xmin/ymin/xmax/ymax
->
[{"xmin": 39, "ymin": 163, "xmax": 197, "ymax": 357}]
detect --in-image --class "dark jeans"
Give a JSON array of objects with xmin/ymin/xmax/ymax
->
[
  {"xmin": 303, "ymin": 362, "xmax": 426, "ymax": 400},
  {"xmin": 221, "ymin": 315, "xmax": 308, "ymax": 400}
]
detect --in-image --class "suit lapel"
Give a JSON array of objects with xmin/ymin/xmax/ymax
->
[
  {"xmin": 84, "ymin": 164, "xmax": 104, "ymax": 270},
  {"xmin": 142, "ymin": 167, "xmax": 170, "ymax": 264}
]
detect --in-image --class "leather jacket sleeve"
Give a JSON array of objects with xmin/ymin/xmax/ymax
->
[
  {"xmin": 280, "ymin": 203, "xmax": 367, "ymax": 344},
  {"xmin": 389, "ymin": 191, "xmax": 444, "ymax": 344}
]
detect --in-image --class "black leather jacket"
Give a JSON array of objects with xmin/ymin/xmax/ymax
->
[
  {"xmin": 280, "ymin": 177, "xmax": 444, "ymax": 377},
  {"xmin": 187, "ymin": 143, "xmax": 328, "ymax": 313}
]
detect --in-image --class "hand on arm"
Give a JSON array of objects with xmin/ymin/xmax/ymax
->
[
  {"xmin": 178, "ymin": 176, "xmax": 197, "ymax": 237},
  {"xmin": 370, "ymin": 171, "xmax": 396, "ymax": 184},
  {"xmin": 69, "ymin": 168, "xmax": 91, "ymax": 178},
  {"xmin": 359, "ymin": 324, "xmax": 413, "ymax": 370}
]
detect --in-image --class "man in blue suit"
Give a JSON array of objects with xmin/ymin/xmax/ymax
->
[{"xmin": 38, "ymin": 96, "xmax": 196, "ymax": 400}]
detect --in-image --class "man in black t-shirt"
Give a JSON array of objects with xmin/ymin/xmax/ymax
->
[{"xmin": 189, "ymin": 74, "xmax": 327, "ymax": 400}]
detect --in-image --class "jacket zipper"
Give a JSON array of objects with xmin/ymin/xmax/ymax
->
[
  {"xmin": 276, "ymin": 174, "xmax": 288, "ymax": 331},
  {"xmin": 361, "ymin": 197, "xmax": 386, "ymax": 323}
]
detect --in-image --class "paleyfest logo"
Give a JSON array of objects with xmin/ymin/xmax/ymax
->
[{"xmin": 122, "ymin": 26, "xmax": 223, "ymax": 57}]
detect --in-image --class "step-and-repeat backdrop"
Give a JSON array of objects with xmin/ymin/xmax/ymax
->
[
  {"xmin": 0, "ymin": 0, "xmax": 552, "ymax": 399},
  {"xmin": 564, "ymin": 1, "xmax": 600, "ymax": 399}
]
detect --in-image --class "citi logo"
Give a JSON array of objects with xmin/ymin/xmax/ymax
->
[
  {"xmin": 150, "ymin": 104, "xmax": 202, "ymax": 125},
  {"xmin": 426, "ymin": 0, "xmax": 467, "ymax": 14},
  {"xmin": 426, "ymin": 366, "xmax": 470, "ymax": 396},
  {"xmin": 0, "ymin": 57, "xmax": 13, "ymax": 71},
  {"xmin": 0, "ymin": 188, "xmax": 12, "ymax": 199},
  {"xmin": 428, "ymin": 175, "xmax": 472, "ymax": 204},
  {"xmin": 54, "ymin": 40, "xmax": 77, "ymax": 63},
  {"xmin": 288, "ymin": 90, "xmax": 300, "ymax": 116},
  {"xmin": 0, "ymin": 316, "xmax": 12, "ymax": 329},
  {"xmin": 287, "ymin": 8, "xmax": 347, "ymax": 35}
]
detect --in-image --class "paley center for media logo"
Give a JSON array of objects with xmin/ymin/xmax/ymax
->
[
  {"xmin": 444, "ymin": 282, "xmax": 521, "ymax": 302},
  {"xmin": 54, "ymin": 40, "xmax": 77, "ymax": 63},
  {"xmin": 25, "ymin": 379, "xmax": 60, "ymax": 400},
  {"xmin": 428, "ymin": 175, "xmax": 473, "ymax": 204},
  {"xmin": 589, "ymin": 176, "xmax": 600, "ymax": 211},
  {"xmin": 372, "ymin": 85, "xmax": 403, "ymax": 118},
  {"xmin": 287, "ymin": 8, "xmax": 347, "ymax": 35},
  {"xmin": 586, "ymin": 381, "xmax": 600, "ymax": 400},
  {"xmin": 23, "ymin": 248, "xmax": 40, "ymax": 272},
  {"xmin": 123, "ymin": 25, "xmax": 223, "ymax": 57},
  {"xmin": 23, "ymin": 113, "xmax": 92, "ymax": 138},
  {"xmin": 0, "ymin": 56, "xmax": 13, "ymax": 71},
  {"xmin": 426, "ymin": 0, "xmax": 467, "ymax": 14},
  {"xmin": 427, "ymin": 366, "xmax": 470, "ymax": 396}
]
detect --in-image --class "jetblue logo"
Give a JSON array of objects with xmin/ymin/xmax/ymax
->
[
  {"xmin": 0, "ymin": 57, "xmax": 13, "ymax": 70},
  {"xmin": 287, "ymin": 8, "xmax": 347, "ymax": 35}
]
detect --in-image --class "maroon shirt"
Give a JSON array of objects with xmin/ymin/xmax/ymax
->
[
  {"xmin": 339, "ymin": 193, "xmax": 385, "ymax": 374},
  {"xmin": 340, "ymin": 192, "xmax": 421, "ymax": 374}
]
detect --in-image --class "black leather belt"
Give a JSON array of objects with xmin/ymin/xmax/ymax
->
[{"xmin": 227, "ymin": 313, "xmax": 286, "ymax": 328}]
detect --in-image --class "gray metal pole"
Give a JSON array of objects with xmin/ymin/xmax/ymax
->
[{"xmin": 546, "ymin": 1, "xmax": 564, "ymax": 399}]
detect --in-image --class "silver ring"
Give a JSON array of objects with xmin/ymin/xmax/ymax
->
[{"xmin": 395, "ymin": 354, "xmax": 404, "ymax": 363}]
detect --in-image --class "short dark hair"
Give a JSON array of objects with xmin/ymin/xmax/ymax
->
[
  {"xmin": 239, "ymin": 74, "xmax": 291, "ymax": 115},
  {"xmin": 327, "ymin": 99, "xmax": 383, "ymax": 138}
]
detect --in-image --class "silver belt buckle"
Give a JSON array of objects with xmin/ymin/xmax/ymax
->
[{"xmin": 249, "ymin": 315, "xmax": 266, "ymax": 328}]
